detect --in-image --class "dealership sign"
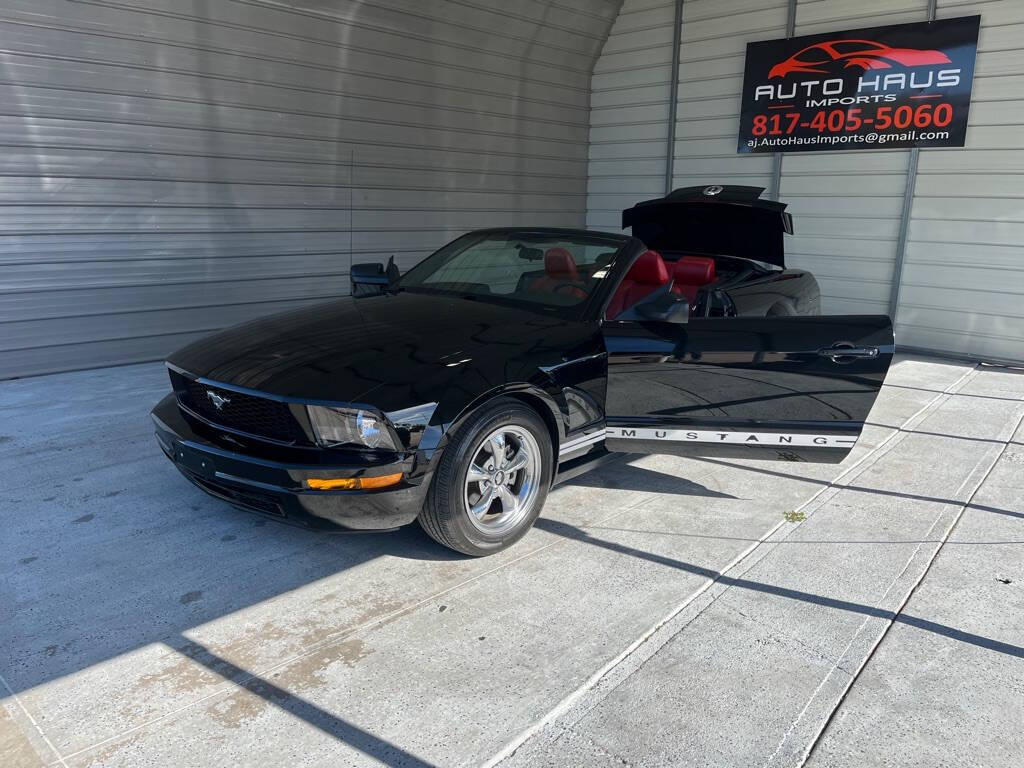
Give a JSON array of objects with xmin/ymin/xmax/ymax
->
[{"xmin": 738, "ymin": 16, "xmax": 980, "ymax": 153}]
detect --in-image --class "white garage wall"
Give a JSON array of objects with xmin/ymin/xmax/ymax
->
[
  {"xmin": 0, "ymin": 0, "xmax": 622, "ymax": 378},
  {"xmin": 782, "ymin": 0, "xmax": 928, "ymax": 316},
  {"xmin": 898, "ymin": 0, "xmax": 1024, "ymax": 361},
  {"xmin": 587, "ymin": 0, "xmax": 678, "ymax": 231},
  {"xmin": 587, "ymin": 0, "xmax": 1024, "ymax": 363},
  {"xmin": 586, "ymin": 0, "xmax": 788, "ymax": 231},
  {"xmin": 671, "ymin": 0, "xmax": 788, "ymax": 194}
]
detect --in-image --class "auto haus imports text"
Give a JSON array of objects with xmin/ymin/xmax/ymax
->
[
  {"xmin": 747, "ymin": 68, "xmax": 962, "ymax": 141},
  {"xmin": 737, "ymin": 17, "xmax": 978, "ymax": 153},
  {"xmin": 741, "ymin": 59, "xmax": 968, "ymax": 150},
  {"xmin": 752, "ymin": 68, "xmax": 963, "ymax": 107}
]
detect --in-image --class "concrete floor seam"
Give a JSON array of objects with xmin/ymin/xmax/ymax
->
[
  {"xmin": 651, "ymin": 370, "xmax": 1005, "ymax": 767},
  {"xmin": 762, "ymin": 371, "xmax": 1008, "ymax": 767},
  {"xmin": 487, "ymin": 363, "xmax": 983, "ymax": 766},
  {"xmin": 797, "ymin": 407, "xmax": 1024, "ymax": 768},
  {"xmin": 484, "ymin": 516, "xmax": 792, "ymax": 768},
  {"xmin": 491, "ymin": 403, "xmax": 950, "ymax": 767},
  {"xmin": 761, "ymin": 494, "xmax": 967, "ymax": 768}
]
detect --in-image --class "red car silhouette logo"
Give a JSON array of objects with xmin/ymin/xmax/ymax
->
[{"xmin": 769, "ymin": 39, "xmax": 951, "ymax": 78}]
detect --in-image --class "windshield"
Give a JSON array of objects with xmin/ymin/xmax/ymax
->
[{"xmin": 394, "ymin": 231, "xmax": 626, "ymax": 317}]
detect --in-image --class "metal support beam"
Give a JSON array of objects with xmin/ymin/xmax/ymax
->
[
  {"xmin": 768, "ymin": 0, "xmax": 797, "ymax": 201},
  {"xmin": 664, "ymin": 0, "xmax": 684, "ymax": 194},
  {"xmin": 889, "ymin": 148, "xmax": 919, "ymax": 318},
  {"xmin": 889, "ymin": 0, "xmax": 938, "ymax": 319}
]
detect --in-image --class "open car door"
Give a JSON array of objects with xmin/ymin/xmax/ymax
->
[
  {"xmin": 603, "ymin": 315, "xmax": 894, "ymax": 463},
  {"xmin": 606, "ymin": 186, "xmax": 893, "ymax": 463}
]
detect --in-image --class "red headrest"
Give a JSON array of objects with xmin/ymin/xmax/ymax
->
[
  {"xmin": 626, "ymin": 250, "xmax": 669, "ymax": 285},
  {"xmin": 673, "ymin": 256, "xmax": 715, "ymax": 285},
  {"xmin": 544, "ymin": 247, "xmax": 579, "ymax": 279}
]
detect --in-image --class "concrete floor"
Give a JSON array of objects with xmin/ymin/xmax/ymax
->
[{"xmin": 1, "ymin": 354, "xmax": 1022, "ymax": 768}]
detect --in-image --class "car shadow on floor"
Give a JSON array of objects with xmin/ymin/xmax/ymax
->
[
  {"xmin": 533, "ymin": 518, "xmax": 1024, "ymax": 659},
  {"xmin": 563, "ymin": 460, "xmax": 739, "ymax": 499},
  {"xmin": 690, "ymin": 456, "xmax": 1024, "ymax": 520}
]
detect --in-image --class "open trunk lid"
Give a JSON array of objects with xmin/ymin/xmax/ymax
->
[{"xmin": 622, "ymin": 185, "xmax": 793, "ymax": 268}]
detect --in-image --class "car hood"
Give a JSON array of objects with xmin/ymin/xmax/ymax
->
[
  {"xmin": 622, "ymin": 185, "xmax": 793, "ymax": 267},
  {"xmin": 167, "ymin": 291, "xmax": 578, "ymax": 410}
]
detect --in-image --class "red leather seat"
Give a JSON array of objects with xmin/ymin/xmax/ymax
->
[
  {"xmin": 605, "ymin": 249, "xmax": 669, "ymax": 319},
  {"xmin": 528, "ymin": 248, "xmax": 586, "ymax": 299},
  {"xmin": 670, "ymin": 256, "xmax": 716, "ymax": 307}
]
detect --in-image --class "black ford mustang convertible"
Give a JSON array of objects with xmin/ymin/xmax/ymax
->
[{"xmin": 152, "ymin": 186, "xmax": 893, "ymax": 555}]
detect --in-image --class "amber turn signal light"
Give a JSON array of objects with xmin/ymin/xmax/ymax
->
[
  {"xmin": 358, "ymin": 473, "xmax": 404, "ymax": 489},
  {"xmin": 306, "ymin": 473, "xmax": 402, "ymax": 491}
]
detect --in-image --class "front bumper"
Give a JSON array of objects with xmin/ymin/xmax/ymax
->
[{"xmin": 151, "ymin": 394, "xmax": 428, "ymax": 532}]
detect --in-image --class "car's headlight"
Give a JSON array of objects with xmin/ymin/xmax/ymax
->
[{"xmin": 306, "ymin": 405, "xmax": 397, "ymax": 450}]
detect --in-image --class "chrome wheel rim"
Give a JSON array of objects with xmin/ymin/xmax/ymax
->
[{"xmin": 463, "ymin": 425, "xmax": 541, "ymax": 536}]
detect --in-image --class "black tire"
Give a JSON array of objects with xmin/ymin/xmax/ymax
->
[{"xmin": 419, "ymin": 397, "xmax": 553, "ymax": 556}]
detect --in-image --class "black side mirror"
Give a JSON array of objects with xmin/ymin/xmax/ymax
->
[
  {"xmin": 385, "ymin": 255, "xmax": 401, "ymax": 283},
  {"xmin": 351, "ymin": 262, "xmax": 389, "ymax": 297}
]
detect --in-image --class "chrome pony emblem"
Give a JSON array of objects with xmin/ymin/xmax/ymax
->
[
  {"xmin": 206, "ymin": 391, "xmax": 231, "ymax": 410},
  {"xmin": 702, "ymin": 184, "xmax": 724, "ymax": 196}
]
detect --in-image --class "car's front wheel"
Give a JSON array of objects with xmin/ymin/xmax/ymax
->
[{"xmin": 419, "ymin": 398, "xmax": 552, "ymax": 556}]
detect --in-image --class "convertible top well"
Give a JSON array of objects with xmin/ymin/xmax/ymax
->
[{"xmin": 622, "ymin": 185, "xmax": 794, "ymax": 268}]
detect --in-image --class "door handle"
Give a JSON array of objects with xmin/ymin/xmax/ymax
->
[{"xmin": 818, "ymin": 342, "xmax": 879, "ymax": 363}]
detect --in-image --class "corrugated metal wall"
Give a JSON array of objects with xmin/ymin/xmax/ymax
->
[
  {"xmin": 588, "ymin": 0, "xmax": 1024, "ymax": 362},
  {"xmin": 587, "ymin": 0, "xmax": 678, "ymax": 231},
  {"xmin": 899, "ymin": 0, "xmax": 1024, "ymax": 360},
  {"xmin": 0, "ymin": 0, "xmax": 621, "ymax": 379},
  {"xmin": 587, "ymin": 0, "xmax": 789, "ymax": 233},
  {"xmin": 782, "ymin": 0, "xmax": 928, "ymax": 317}
]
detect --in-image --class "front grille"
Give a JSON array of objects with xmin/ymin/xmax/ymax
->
[
  {"xmin": 179, "ymin": 379, "xmax": 305, "ymax": 444},
  {"xmin": 186, "ymin": 472, "xmax": 286, "ymax": 517}
]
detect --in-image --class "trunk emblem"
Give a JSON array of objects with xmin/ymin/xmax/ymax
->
[
  {"xmin": 702, "ymin": 185, "xmax": 724, "ymax": 196},
  {"xmin": 206, "ymin": 391, "xmax": 231, "ymax": 410}
]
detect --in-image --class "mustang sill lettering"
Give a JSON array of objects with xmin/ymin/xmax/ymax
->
[{"xmin": 607, "ymin": 428, "xmax": 856, "ymax": 447}]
